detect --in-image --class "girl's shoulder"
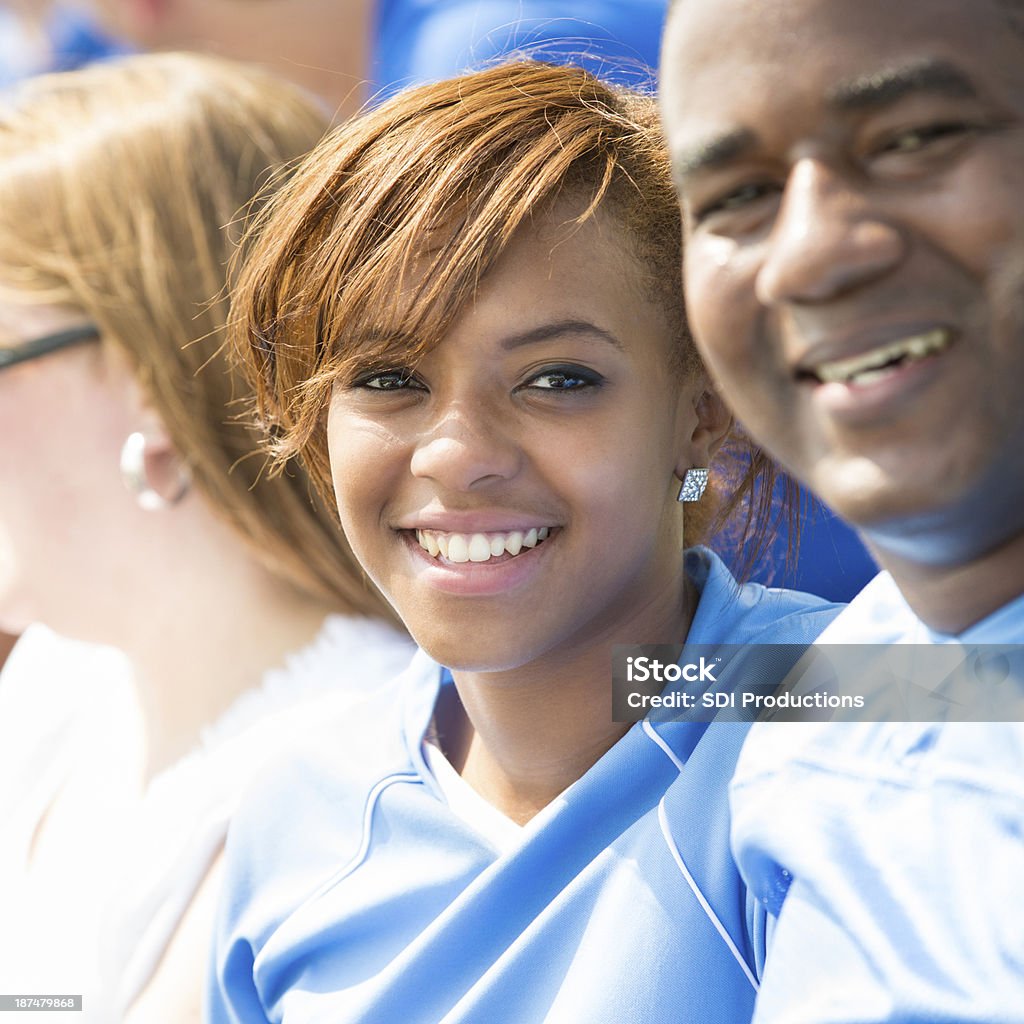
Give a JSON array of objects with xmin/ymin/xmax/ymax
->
[
  {"xmin": 685, "ymin": 546, "xmax": 845, "ymax": 647},
  {"xmin": 216, "ymin": 653, "xmax": 437, "ymax": 947}
]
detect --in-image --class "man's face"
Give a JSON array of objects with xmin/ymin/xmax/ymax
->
[{"xmin": 661, "ymin": 0, "xmax": 1024, "ymax": 564}]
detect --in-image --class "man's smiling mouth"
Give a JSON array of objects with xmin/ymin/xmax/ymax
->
[
  {"xmin": 415, "ymin": 527, "xmax": 553, "ymax": 563},
  {"xmin": 800, "ymin": 328, "xmax": 953, "ymax": 386}
]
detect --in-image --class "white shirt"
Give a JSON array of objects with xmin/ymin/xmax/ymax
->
[{"xmin": 0, "ymin": 617, "xmax": 414, "ymax": 1021}]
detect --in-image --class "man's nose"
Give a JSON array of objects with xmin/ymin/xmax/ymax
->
[{"xmin": 755, "ymin": 158, "xmax": 906, "ymax": 306}]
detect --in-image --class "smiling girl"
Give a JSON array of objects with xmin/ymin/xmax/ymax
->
[{"xmin": 209, "ymin": 61, "xmax": 840, "ymax": 1023}]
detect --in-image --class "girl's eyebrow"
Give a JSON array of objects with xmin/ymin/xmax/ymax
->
[{"xmin": 499, "ymin": 318, "xmax": 624, "ymax": 352}]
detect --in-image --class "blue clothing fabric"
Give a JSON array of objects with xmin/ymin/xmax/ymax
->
[
  {"xmin": 731, "ymin": 572, "xmax": 1024, "ymax": 1023},
  {"xmin": 207, "ymin": 549, "xmax": 839, "ymax": 1023},
  {"xmin": 44, "ymin": 6, "xmax": 132, "ymax": 72},
  {"xmin": 371, "ymin": 0, "xmax": 668, "ymax": 99},
  {"xmin": 0, "ymin": 5, "xmax": 129, "ymax": 88},
  {"xmin": 747, "ymin": 481, "xmax": 877, "ymax": 603}
]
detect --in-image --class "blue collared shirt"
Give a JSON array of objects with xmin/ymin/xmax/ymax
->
[{"xmin": 732, "ymin": 572, "xmax": 1024, "ymax": 1023}]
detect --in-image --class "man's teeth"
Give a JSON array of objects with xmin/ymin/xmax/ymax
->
[
  {"xmin": 813, "ymin": 329, "xmax": 951, "ymax": 385},
  {"xmin": 416, "ymin": 527, "xmax": 551, "ymax": 564}
]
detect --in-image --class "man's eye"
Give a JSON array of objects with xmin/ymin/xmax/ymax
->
[
  {"xmin": 693, "ymin": 182, "xmax": 776, "ymax": 224},
  {"xmin": 878, "ymin": 121, "xmax": 972, "ymax": 155},
  {"xmin": 525, "ymin": 367, "xmax": 604, "ymax": 391},
  {"xmin": 353, "ymin": 370, "xmax": 421, "ymax": 391}
]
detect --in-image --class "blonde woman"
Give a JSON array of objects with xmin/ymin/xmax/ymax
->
[{"xmin": 0, "ymin": 53, "xmax": 411, "ymax": 1021}]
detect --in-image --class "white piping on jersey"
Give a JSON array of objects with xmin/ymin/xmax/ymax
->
[
  {"xmin": 642, "ymin": 718, "xmax": 687, "ymax": 771},
  {"xmin": 307, "ymin": 771, "xmax": 422, "ymax": 906},
  {"xmin": 261, "ymin": 772, "xmax": 423, "ymax": 960},
  {"xmin": 643, "ymin": 720, "xmax": 760, "ymax": 993}
]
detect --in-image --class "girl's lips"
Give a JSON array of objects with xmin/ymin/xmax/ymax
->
[
  {"xmin": 414, "ymin": 526, "xmax": 552, "ymax": 562},
  {"xmin": 400, "ymin": 527, "xmax": 557, "ymax": 596}
]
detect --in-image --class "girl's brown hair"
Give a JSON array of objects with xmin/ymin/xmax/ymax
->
[
  {"xmin": 0, "ymin": 52, "xmax": 392, "ymax": 617},
  {"xmin": 231, "ymin": 59, "xmax": 782, "ymax": 558}
]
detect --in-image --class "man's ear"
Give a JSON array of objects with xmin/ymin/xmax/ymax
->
[{"xmin": 675, "ymin": 381, "xmax": 733, "ymax": 479}]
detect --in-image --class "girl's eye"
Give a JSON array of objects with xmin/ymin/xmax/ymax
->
[
  {"xmin": 352, "ymin": 369, "xmax": 423, "ymax": 391},
  {"xmin": 523, "ymin": 366, "xmax": 605, "ymax": 392}
]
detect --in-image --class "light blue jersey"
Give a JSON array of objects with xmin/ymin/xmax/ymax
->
[
  {"xmin": 732, "ymin": 572, "xmax": 1024, "ymax": 1023},
  {"xmin": 207, "ymin": 549, "xmax": 839, "ymax": 1023}
]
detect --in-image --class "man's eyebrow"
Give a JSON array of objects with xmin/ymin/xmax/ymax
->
[
  {"xmin": 499, "ymin": 319, "xmax": 624, "ymax": 351},
  {"xmin": 827, "ymin": 58, "xmax": 978, "ymax": 111},
  {"xmin": 671, "ymin": 128, "xmax": 757, "ymax": 183},
  {"xmin": 670, "ymin": 59, "xmax": 978, "ymax": 186}
]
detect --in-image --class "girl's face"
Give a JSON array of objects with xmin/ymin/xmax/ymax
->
[
  {"xmin": 0, "ymin": 301, "xmax": 138, "ymax": 635},
  {"xmin": 327, "ymin": 210, "xmax": 722, "ymax": 672}
]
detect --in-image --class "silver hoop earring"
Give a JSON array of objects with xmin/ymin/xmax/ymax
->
[
  {"xmin": 119, "ymin": 431, "xmax": 191, "ymax": 511},
  {"xmin": 677, "ymin": 467, "xmax": 709, "ymax": 503}
]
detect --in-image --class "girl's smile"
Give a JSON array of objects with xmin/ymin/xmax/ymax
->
[
  {"xmin": 414, "ymin": 525, "xmax": 552, "ymax": 563},
  {"xmin": 400, "ymin": 523, "xmax": 558, "ymax": 596}
]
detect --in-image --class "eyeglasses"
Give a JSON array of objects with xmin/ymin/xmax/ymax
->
[{"xmin": 0, "ymin": 324, "xmax": 101, "ymax": 373}]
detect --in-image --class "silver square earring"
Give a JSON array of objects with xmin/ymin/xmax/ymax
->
[{"xmin": 677, "ymin": 467, "xmax": 709, "ymax": 503}]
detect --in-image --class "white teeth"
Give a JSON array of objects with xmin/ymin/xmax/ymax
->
[
  {"xmin": 416, "ymin": 530, "xmax": 440, "ymax": 557},
  {"xmin": 846, "ymin": 367, "xmax": 890, "ymax": 386},
  {"xmin": 468, "ymin": 534, "xmax": 492, "ymax": 562},
  {"xmin": 813, "ymin": 329, "xmax": 951, "ymax": 384},
  {"xmin": 447, "ymin": 534, "xmax": 470, "ymax": 563},
  {"xmin": 414, "ymin": 526, "xmax": 553, "ymax": 563}
]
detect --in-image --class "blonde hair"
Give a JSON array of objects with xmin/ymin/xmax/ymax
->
[
  {"xmin": 231, "ymin": 60, "xmax": 782, "ymax": 555},
  {"xmin": 0, "ymin": 52, "xmax": 392, "ymax": 617}
]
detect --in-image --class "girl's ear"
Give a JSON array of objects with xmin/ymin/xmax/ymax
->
[
  {"xmin": 675, "ymin": 382, "xmax": 733, "ymax": 479},
  {"xmin": 117, "ymin": 365, "xmax": 192, "ymax": 510}
]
